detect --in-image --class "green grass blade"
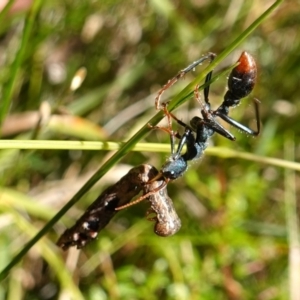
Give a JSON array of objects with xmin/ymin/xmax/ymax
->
[{"xmin": 0, "ymin": 0, "xmax": 42, "ymax": 127}]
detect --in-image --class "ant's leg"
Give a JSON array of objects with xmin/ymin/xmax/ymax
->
[
  {"xmin": 155, "ymin": 53, "xmax": 216, "ymax": 110},
  {"xmin": 167, "ymin": 110, "xmax": 193, "ymax": 131},
  {"xmin": 203, "ymin": 118, "xmax": 236, "ymax": 140},
  {"xmin": 194, "ymin": 83, "xmax": 208, "ymax": 111},
  {"xmin": 203, "ymin": 54, "xmax": 216, "ymax": 103},
  {"xmin": 190, "ymin": 115, "xmax": 236, "ymax": 141},
  {"xmin": 214, "ymin": 98, "xmax": 261, "ymax": 136},
  {"xmin": 173, "ymin": 128, "xmax": 195, "ymax": 158},
  {"xmin": 203, "ymin": 70, "xmax": 213, "ymax": 103},
  {"xmin": 149, "ymin": 104, "xmax": 182, "ymax": 155},
  {"xmin": 164, "ymin": 110, "xmax": 197, "ymax": 156},
  {"xmin": 193, "ymin": 83, "xmax": 236, "ymax": 140},
  {"xmin": 166, "ymin": 110, "xmax": 203, "ymax": 160},
  {"xmin": 115, "ymin": 180, "xmax": 168, "ymax": 210},
  {"xmin": 149, "ymin": 120, "xmax": 193, "ymax": 157},
  {"xmin": 159, "ymin": 103, "xmax": 197, "ymax": 156},
  {"xmin": 148, "ymin": 123, "xmax": 177, "ymax": 136},
  {"xmin": 148, "ymin": 122, "xmax": 181, "ymax": 155},
  {"xmin": 165, "ymin": 110, "xmax": 201, "ymax": 161}
]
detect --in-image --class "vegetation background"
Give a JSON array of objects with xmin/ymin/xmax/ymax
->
[{"xmin": 0, "ymin": 0, "xmax": 299, "ymax": 299}]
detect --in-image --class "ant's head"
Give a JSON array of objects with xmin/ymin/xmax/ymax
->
[{"xmin": 161, "ymin": 156, "xmax": 188, "ymax": 180}]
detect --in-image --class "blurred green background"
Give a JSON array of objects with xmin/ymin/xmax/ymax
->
[{"xmin": 0, "ymin": 0, "xmax": 299, "ymax": 299}]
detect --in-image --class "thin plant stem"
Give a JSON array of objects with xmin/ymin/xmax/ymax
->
[
  {"xmin": 0, "ymin": 141, "xmax": 299, "ymax": 171},
  {"xmin": 284, "ymin": 134, "xmax": 300, "ymax": 300}
]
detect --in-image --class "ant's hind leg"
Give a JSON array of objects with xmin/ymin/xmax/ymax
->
[{"xmin": 214, "ymin": 98, "xmax": 261, "ymax": 137}]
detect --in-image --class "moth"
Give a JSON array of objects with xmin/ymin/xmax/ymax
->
[{"xmin": 57, "ymin": 164, "xmax": 180, "ymax": 250}]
